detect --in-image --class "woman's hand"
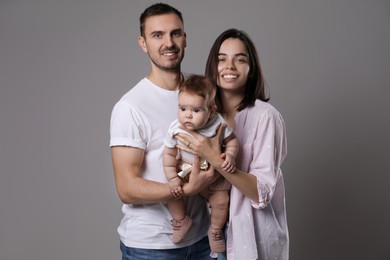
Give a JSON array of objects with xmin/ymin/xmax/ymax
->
[{"xmin": 175, "ymin": 124, "xmax": 226, "ymax": 167}]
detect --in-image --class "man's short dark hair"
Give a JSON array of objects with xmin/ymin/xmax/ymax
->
[{"xmin": 140, "ymin": 3, "xmax": 183, "ymax": 36}]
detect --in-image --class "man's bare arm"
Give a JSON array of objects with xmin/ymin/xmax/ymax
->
[{"xmin": 111, "ymin": 146, "xmax": 172, "ymax": 204}]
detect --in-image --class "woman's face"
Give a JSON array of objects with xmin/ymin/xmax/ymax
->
[{"xmin": 217, "ymin": 38, "xmax": 250, "ymax": 93}]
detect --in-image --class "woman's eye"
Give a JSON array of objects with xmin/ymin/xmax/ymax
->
[{"xmin": 236, "ymin": 58, "xmax": 247, "ymax": 63}]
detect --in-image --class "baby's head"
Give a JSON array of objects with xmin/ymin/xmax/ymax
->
[{"xmin": 178, "ymin": 75, "xmax": 217, "ymax": 131}]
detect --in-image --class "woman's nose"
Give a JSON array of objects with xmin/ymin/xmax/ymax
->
[{"xmin": 226, "ymin": 59, "xmax": 236, "ymax": 70}]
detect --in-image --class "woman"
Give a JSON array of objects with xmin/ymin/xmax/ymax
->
[{"xmin": 176, "ymin": 28, "xmax": 289, "ymax": 259}]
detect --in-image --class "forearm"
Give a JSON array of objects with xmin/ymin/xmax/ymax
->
[
  {"xmin": 116, "ymin": 177, "xmax": 172, "ymax": 204},
  {"xmin": 212, "ymin": 157, "xmax": 259, "ymax": 202},
  {"xmin": 224, "ymin": 135, "xmax": 239, "ymax": 157},
  {"xmin": 112, "ymin": 146, "xmax": 173, "ymax": 205}
]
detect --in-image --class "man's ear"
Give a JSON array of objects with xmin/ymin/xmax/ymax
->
[
  {"xmin": 138, "ymin": 36, "xmax": 147, "ymax": 53},
  {"xmin": 184, "ymin": 32, "xmax": 187, "ymax": 48}
]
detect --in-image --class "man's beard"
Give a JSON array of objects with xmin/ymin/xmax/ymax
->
[
  {"xmin": 149, "ymin": 47, "xmax": 184, "ymax": 72},
  {"xmin": 151, "ymin": 58, "xmax": 181, "ymax": 72}
]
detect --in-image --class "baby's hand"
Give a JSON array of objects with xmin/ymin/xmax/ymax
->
[
  {"xmin": 168, "ymin": 176, "xmax": 184, "ymax": 198},
  {"xmin": 221, "ymin": 153, "xmax": 236, "ymax": 173}
]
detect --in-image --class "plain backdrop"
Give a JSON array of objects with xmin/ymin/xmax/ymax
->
[{"xmin": 1, "ymin": 0, "xmax": 389, "ymax": 259}]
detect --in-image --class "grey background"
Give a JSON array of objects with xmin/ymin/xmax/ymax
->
[{"xmin": 1, "ymin": 0, "xmax": 389, "ymax": 259}]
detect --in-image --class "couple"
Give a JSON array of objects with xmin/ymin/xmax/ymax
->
[{"xmin": 110, "ymin": 3, "xmax": 288, "ymax": 260}]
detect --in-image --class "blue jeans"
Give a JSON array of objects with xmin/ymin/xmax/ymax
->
[{"xmin": 120, "ymin": 236, "xmax": 213, "ymax": 260}]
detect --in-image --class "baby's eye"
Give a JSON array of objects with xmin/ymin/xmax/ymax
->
[
  {"xmin": 180, "ymin": 107, "xmax": 186, "ymax": 112},
  {"xmin": 193, "ymin": 108, "xmax": 200, "ymax": 113}
]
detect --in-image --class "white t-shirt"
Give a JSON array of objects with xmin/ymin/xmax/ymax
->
[{"xmin": 110, "ymin": 78, "xmax": 209, "ymax": 249}]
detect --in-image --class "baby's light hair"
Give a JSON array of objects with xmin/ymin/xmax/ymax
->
[{"xmin": 179, "ymin": 74, "xmax": 217, "ymax": 114}]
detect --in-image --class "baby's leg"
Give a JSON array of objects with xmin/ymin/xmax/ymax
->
[
  {"xmin": 208, "ymin": 190, "xmax": 229, "ymax": 231},
  {"xmin": 167, "ymin": 198, "xmax": 187, "ymax": 221},
  {"xmin": 207, "ymin": 190, "xmax": 229, "ymax": 252},
  {"xmin": 168, "ymin": 198, "xmax": 193, "ymax": 244}
]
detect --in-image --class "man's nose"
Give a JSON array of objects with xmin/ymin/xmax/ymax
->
[{"xmin": 164, "ymin": 35, "xmax": 174, "ymax": 47}]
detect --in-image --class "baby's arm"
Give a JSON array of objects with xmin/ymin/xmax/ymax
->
[
  {"xmin": 163, "ymin": 146, "xmax": 184, "ymax": 198},
  {"xmin": 221, "ymin": 133, "xmax": 239, "ymax": 173}
]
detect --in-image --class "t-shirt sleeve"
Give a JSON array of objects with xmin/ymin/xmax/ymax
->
[{"xmin": 109, "ymin": 100, "xmax": 146, "ymax": 149}]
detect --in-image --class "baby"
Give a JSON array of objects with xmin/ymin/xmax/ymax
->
[{"xmin": 163, "ymin": 75, "xmax": 239, "ymax": 253}]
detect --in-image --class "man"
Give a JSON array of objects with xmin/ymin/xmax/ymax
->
[{"xmin": 110, "ymin": 3, "xmax": 215, "ymax": 259}]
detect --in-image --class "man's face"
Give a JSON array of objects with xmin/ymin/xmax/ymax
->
[{"xmin": 139, "ymin": 13, "xmax": 186, "ymax": 72}]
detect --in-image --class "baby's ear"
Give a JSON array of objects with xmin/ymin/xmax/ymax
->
[
  {"xmin": 210, "ymin": 104, "xmax": 217, "ymax": 116},
  {"xmin": 209, "ymin": 111, "xmax": 216, "ymax": 119}
]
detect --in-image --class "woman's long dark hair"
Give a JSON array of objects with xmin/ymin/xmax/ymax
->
[{"xmin": 205, "ymin": 28, "xmax": 269, "ymax": 112}]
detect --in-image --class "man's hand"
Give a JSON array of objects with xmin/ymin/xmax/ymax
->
[{"xmin": 182, "ymin": 156, "xmax": 217, "ymax": 196}]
